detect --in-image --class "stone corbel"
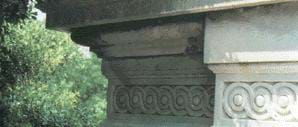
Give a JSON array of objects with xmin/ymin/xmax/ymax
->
[{"xmin": 70, "ymin": 16, "xmax": 215, "ymax": 127}]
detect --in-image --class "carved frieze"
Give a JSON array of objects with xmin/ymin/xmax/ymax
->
[
  {"xmin": 223, "ymin": 82, "xmax": 298, "ymax": 121},
  {"xmin": 111, "ymin": 85, "xmax": 214, "ymax": 117}
]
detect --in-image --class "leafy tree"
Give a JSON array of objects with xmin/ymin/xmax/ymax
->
[
  {"xmin": 1, "ymin": 1, "xmax": 107, "ymax": 126},
  {"xmin": 0, "ymin": 0, "xmax": 36, "ymax": 87},
  {"xmin": 1, "ymin": 20, "xmax": 107, "ymax": 127}
]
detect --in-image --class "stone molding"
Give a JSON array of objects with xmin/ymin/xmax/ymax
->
[
  {"xmin": 208, "ymin": 63, "xmax": 298, "ymax": 74},
  {"xmin": 102, "ymin": 55, "xmax": 214, "ymax": 86}
]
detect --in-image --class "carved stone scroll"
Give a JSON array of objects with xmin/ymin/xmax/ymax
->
[
  {"xmin": 224, "ymin": 82, "xmax": 298, "ymax": 121},
  {"xmin": 112, "ymin": 85, "xmax": 214, "ymax": 117}
]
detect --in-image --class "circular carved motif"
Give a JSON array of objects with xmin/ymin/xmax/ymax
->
[
  {"xmin": 192, "ymin": 95, "xmax": 201, "ymax": 106},
  {"xmin": 146, "ymin": 95, "xmax": 153, "ymax": 104},
  {"xmin": 278, "ymin": 96, "xmax": 290, "ymax": 108},
  {"xmin": 161, "ymin": 96, "xmax": 169, "ymax": 105},
  {"xmin": 177, "ymin": 96, "xmax": 185, "ymax": 106},
  {"xmin": 255, "ymin": 95, "xmax": 265, "ymax": 107},
  {"xmin": 233, "ymin": 94, "xmax": 244, "ymax": 106}
]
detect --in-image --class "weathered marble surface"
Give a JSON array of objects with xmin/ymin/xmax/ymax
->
[
  {"xmin": 204, "ymin": 2, "xmax": 298, "ymax": 127},
  {"xmin": 45, "ymin": 0, "xmax": 291, "ymax": 30},
  {"xmin": 210, "ymin": 71, "xmax": 298, "ymax": 127},
  {"xmin": 205, "ymin": 2, "xmax": 298, "ymax": 64}
]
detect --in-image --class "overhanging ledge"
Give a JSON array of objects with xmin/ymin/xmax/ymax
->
[{"xmin": 45, "ymin": 0, "xmax": 292, "ymax": 31}]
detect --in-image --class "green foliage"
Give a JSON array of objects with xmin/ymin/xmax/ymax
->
[
  {"xmin": 1, "ymin": 19, "xmax": 74, "ymax": 85},
  {"xmin": 0, "ymin": 20, "xmax": 107, "ymax": 127},
  {"xmin": 0, "ymin": 0, "xmax": 38, "ymax": 85}
]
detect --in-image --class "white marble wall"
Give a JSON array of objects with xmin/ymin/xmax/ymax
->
[{"xmin": 204, "ymin": 2, "xmax": 298, "ymax": 127}]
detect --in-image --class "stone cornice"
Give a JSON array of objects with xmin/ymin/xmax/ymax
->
[{"xmin": 45, "ymin": 0, "xmax": 292, "ymax": 31}]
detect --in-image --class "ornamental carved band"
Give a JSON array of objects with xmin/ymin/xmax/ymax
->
[
  {"xmin": 112, "ymin": 85, "xmax": 214, "ymax": 117},
  {"xmin": 224, "ymin": 82, "xmax": 298, "ymax": 121}
]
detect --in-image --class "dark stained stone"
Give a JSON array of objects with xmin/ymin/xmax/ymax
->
[{"xmin": 45, "ymin": 0, "xmax": 290, "ymax": 30}]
